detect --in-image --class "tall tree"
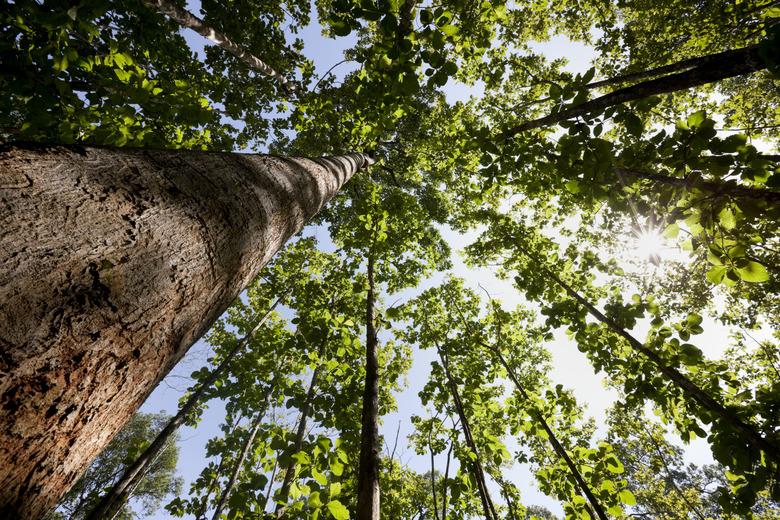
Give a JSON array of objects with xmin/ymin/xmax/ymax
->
[
  {"xmin": 0, "ymin": 144, "xmax": 371, "ymax": 519},
  {"xmin": 45, "ymin": 412, "xmax": 181, "ymax": 520}
]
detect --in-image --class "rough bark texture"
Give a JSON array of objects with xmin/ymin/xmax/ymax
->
[
  {"xmin": 502, "ymin": 45, "xmax": 765, "ymax": 137},
  {"xmin": 87, "ymin": 294, "xmax": 286, "ymax": 520},
  {"xmin": 0, "ymin": 143, "xmax": 371, "ymax": 519},
  {"xmin": 356, "ymin": 253, "xmax": 380, "ymax": 520}
]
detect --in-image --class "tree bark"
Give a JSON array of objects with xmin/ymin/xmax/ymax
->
[
  {"xmin": 585, "ymin": 46, "xmax": 761, "ymax": 90},
  {"xmin": 141, "ymin": 0, "xmax": 298, "ymax": 94},
  {"xmin": 356, "ymin": 251, "xmax": 381, "ymax": 520},
  {"xmin": 0, "ymin": 143, "xmax": 371, "ymax": 519},
  {"xmin": 502, "ymin": 45, "xmax": 765, "ymax": 137},
  {"xmin": 87, "ymin": 294, "xmax": 286, "ymax": 520}
]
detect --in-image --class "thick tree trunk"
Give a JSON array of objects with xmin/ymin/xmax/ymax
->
[
  {"xmin": 502, "ymin": 45, "xmax": 764, "ymax": 137},
  {"xmin": 87, "ymin": 294, "xmax": 286, "ymax": 520},
  {"xmin": 142, "ymin": 0, "xmax": 297, "ymax": 94},
  {"xmin": 0, "ymin": 143, "xmax": 371, "ymax": 519},
  {"xmin": 356, "ymin": 252, "xmax": 381, "ymax": 520}
]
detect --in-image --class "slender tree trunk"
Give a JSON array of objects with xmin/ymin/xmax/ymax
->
[
  {"xmin": 638, "ymin": 422, "xmax": 708, "ymax": 520},
  {"xmin": 274, "ymin": 361, "xmax": 323, "ymax": 511},
  {"xmin": 196, "ymin": 414, "xmax": 242, "ymax": 520},
  {"xmin": 502, "ymin": 45, "xmax": 765, "ymax": 137},
  {"xmin": 0, "ymin": 143, "xmax": 371, "ymax": 519},
  {"xmin": 525, "ymin": 252, "xmax": 780, "ymax": 465},
  {"xmin": 263, "ymin": 458, "xmax": 278, "ymax": 511},
  {"xmin": 210, "ymin": 410, "xmax": 267, "ymax": 520},
  {"xmin": 428, "ymin": 430, "xmax": 439, "ymax": 520},
  {"xmin": 437, "ymin": 348, "xmax": 498, "ymax": 520},
  {"xmin": 89, "ymin": 294, "xmax": 286, "ymax": 520},
  {"xmin": 494, "ymin": 350, "xmax": 608, "ymax": 520},
  {"xmin": 141, "ymin": 0, "xmax": 297, "ymax": 94},
  {"xmin": 441, "ymin": 440, "xmax": 452, "ymax": 520},
  {"xmin": 356, "ymin": 250, "xmax": 381, "ymax": 520},
  {"xmin": 449, "ymin": 298, "xmax": 609, "ymax": 519}
]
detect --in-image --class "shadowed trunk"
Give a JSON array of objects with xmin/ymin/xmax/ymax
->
[
  {"xmin": 356, "ymin": 251, "xmax": 380, "ymax": 520},
  {"xmin": 0, "ymin": 143, "xmax": 371, "ymax": 519},
  {"xmin": 502, "ymin": 45, "xmax": 765, "ymax": 137}
]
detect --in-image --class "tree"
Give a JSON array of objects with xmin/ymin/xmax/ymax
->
[
  {"xmin": 46, "ymin": 412, "xmax": 181, "ymax": 520},
  {"xmin": 0, "ymin": 145, "xmax": 371, "ymax": 519},
  {"xmin": 88, "ymin": 294, "xmax": 286, "ymax": 520}
]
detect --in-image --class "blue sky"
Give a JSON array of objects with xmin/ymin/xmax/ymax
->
[{"xmin": 132, "ymin": 2, "xmax": 734, "ymax": 518}]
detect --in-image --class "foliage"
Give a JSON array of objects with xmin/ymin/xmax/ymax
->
[
  {"xmin": 7, "ymin": 0, "xmax": 780, "ymax": 517},
  {"xmin": 46, "ymin": 412, "xmax": 181, "ymax": 520}
]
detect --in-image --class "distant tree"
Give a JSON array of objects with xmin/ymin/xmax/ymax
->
[
  {"xmin": 46, "ymin": 412, "xmax": 181, "ymax": 520},
  {"xmin": 524, "ymin": 505, "xmax": 558, "ymax": 519}
]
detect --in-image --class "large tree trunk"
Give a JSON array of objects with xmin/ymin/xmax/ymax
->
[
  {"xmin": 87, "ymin": 294, "xmax": 286, "ymax": 520},
  {"xmin": 0, "ymin": 143, "xmax": 371, "ymax": 519},
  {"xmin": 356, "ymin": 251, "xmax": 381, "ymax": 520}
]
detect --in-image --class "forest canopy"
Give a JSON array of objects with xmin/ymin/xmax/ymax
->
[{"xmin": 1, "ymin": 0, "xmax": 780, "ymax": 519}]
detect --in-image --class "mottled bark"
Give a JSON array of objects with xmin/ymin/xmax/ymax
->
[
  {"xmin": 356, "ymin": 252, "xmax": 380, "ymax": 520},
  {"xmin": 503, "ymin": 45, "xmax": 765, "ymax": 137},
  {"xmin": 0, "ymin": 143, "xmax": 371, "ymax": 519},
  {"xmin": 142, "ymin": 0, "xmax": 297, "ymax": 94},
  {"xmin": 87, "ymin": 294, "xmax": 286, "ymax": 520}
]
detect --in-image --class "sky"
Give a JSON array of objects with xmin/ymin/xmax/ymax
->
[{"xmin": 129, "ymin": 2, "xmax": 745, "ymax": 518}]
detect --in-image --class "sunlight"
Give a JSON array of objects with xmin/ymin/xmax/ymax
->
[{"xmin": 632, "ymin": 227, "xmax": 667, "ymax": 265}]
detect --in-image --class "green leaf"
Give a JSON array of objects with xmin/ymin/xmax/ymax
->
[
  {"xmin": 330, "ymin": 460, "xmax": 344, "ymax": 476},
  {"xmin": 619, "ymin": 489, "xmax": 637, "ymax": 506},
  {"xmin": 686, "ymin": 110, "xmax": 706, "ymax": 128},
  {"xmin": 735, "ymin": 261, "xmax": 769, "ymax": 283},
  {"xmin": 326, "ymin": 500, "xmax": 350, "ymax": 520},
  {"xmin": 312, "ymin": 467, "xmax": 328, "ymax": 486},
  {"xmin": 440, "ymin": 25, "xmax": 459, "ymax": 37}
]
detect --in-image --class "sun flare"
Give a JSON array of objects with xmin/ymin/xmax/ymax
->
[{"xmin": 633, "ymin": 228, "xmax": 666, "ymax": 264}]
